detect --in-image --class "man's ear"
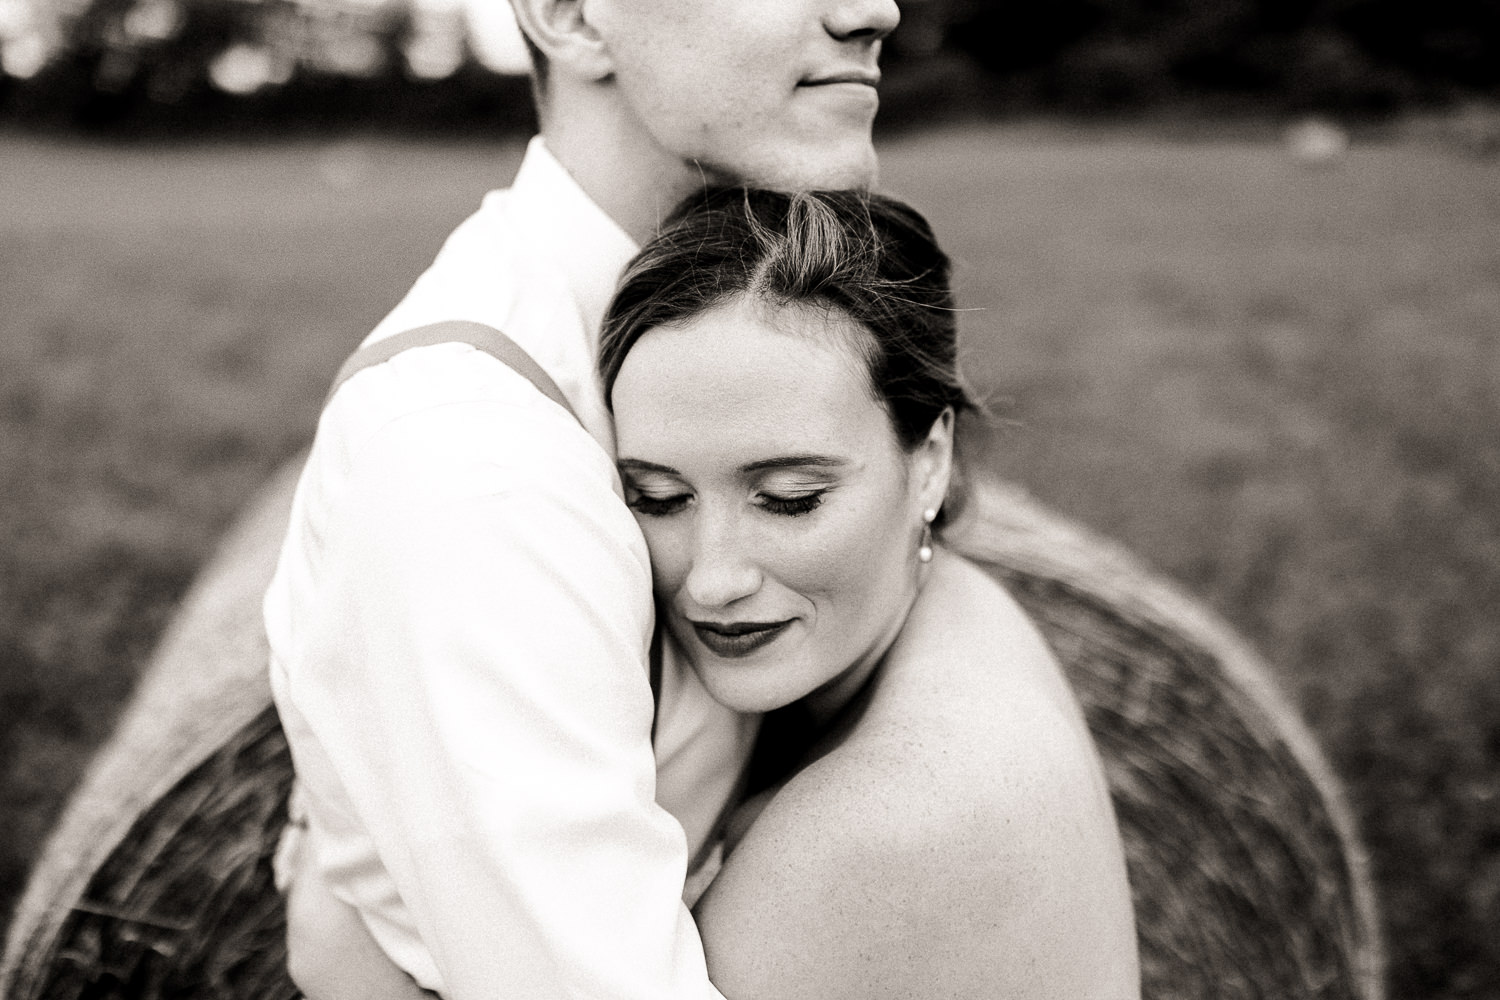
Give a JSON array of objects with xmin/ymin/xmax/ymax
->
[
  {"xmin": 509, "ymin": 0, "xmax": 612, "ymax": 82},
  {"xmin": 913, "ymin": 408, "xmax": 955, "ymax": 517}
]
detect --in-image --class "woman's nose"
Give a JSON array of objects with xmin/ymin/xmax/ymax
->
[
  {"xmin": 823, "ymin": 0, "xmax": 900, "ymax": 43},
  {"xmin": 683, "ymin": 514, "xmax": 763, "ymax": 610}
]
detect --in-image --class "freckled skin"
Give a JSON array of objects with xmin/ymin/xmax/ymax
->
[
  {"xmin": 611, "ymin": 295, "xmax": 947, "ymax": 721},
  {"xmin": 689, "ymin": 552, "xmax": 1142, "ymax": 1000}
]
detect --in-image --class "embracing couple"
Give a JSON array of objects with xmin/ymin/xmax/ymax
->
[{"xmin": 265, "ymin": 0, "xmax": 1140, "ymax": 997}]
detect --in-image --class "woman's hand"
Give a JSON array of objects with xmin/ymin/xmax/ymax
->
[{"xmin": 282, "ymin": 832, "xmax": 432, "ymax": 1000}]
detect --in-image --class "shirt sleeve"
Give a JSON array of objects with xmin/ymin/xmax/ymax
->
[{"xmin": 282, "ymin": 357, "xmax": 726, "ymax": 1000}]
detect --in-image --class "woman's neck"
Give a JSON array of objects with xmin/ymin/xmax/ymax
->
[
  {"xmin": 799, "ymin": 547, "xmax": 940, "ymax": 728},
  {"xmin": 743, "ymin": 550, "xmax": 941, "ymax": 795}
]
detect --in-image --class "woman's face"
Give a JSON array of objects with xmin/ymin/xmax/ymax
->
[{"xmin": 611, "ymin": 294, "xmax": 950, "ymax": 720}]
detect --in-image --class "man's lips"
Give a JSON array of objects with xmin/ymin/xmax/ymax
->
[
  {"xmin": 800, "ymin": 71, "xmax": 881, "ymax": 88},
  {"xmin": 690, "ymin": 619, "xmax": 793, "ymax": 659}
]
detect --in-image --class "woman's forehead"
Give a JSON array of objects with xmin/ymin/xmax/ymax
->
[
  {"xmin": 612, "ymin": 298, "xmax": 893, "ymax": 459},
  {"xmin": 624, "ymin": 297, "xmax": 872, "ymax": 397}
]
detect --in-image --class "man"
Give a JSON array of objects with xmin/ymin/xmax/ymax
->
[{"xmin": 265, "ymin": 0, "xmax": 899, "ymax": 997}]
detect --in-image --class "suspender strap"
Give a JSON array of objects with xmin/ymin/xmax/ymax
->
[
  {"xmin": 321, "ymin": 321, "xmax": 670, "ymax": 734},
  {"xmin": 324, "ymin": 320, "xmax": 577, "ymax": 422}
]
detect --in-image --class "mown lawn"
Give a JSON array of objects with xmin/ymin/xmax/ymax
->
[{"xmin": 2, "ymin": 124, "xmax": 1497, "ymax": 999}]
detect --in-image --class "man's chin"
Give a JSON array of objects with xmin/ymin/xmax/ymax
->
[
  {"xmin": 809, "ymin": 153, "xmax": 879, "ymax": 192},
  {"xmin": 740, "ymin": 144, "xmax": 879, "ymax": 193}
]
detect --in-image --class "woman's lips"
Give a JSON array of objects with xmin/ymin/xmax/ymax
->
[{"xmin": 690, "ymin": 619, "xmax": 792, "ymax": 659}]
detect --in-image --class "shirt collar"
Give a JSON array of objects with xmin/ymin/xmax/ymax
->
[{"xmin": 506, "ymin": 136, "xmax": 641, "ymax": 344}]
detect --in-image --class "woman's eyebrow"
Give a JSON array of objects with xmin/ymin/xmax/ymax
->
[
  {"xmin": 617, "ymin": 458, "xmax": 681, "ymax": 475},
  {"xmin": 741, "ymin": 456, "xmax": 847, "ymax": 473}
]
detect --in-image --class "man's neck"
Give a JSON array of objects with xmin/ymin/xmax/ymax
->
[{"xmin": 540, "ymin": 106, "xmax": 715, "ymax": 246}]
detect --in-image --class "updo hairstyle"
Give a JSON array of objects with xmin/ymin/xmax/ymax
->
[{"xmin": 598, "ymin": 187, "xmax": 979, "ymax": 527}]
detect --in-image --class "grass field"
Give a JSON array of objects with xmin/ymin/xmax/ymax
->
[{"xmin": 1, "ymin": 124, "xmax": 1497, "ymax": 998}]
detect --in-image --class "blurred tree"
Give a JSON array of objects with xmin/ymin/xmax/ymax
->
[
  {"xmin": 944, "ymin": 0, "xmax": 1498, "ymax": 113},
  {"xmin": 1, "ymin": 0, "xmax": 535, "ymax": 131},
  {"xmin": 2, "ymin": 0, "xmax": 1497, "ymax": 140},
  {"xmin": 1333, "ymin": 0, "xmax": 1500, "ymax": 89}
]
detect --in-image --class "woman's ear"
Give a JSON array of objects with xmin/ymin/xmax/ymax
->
[
  {"xmin": 912, "ymin": 408, "xmax": 955, "ymax": 517},
  {"xmin": 509, "ymin": 0, "xmax": 612, "ymax": 82}
]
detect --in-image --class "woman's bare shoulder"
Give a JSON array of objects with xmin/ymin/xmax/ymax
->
[
  {"xmin": 869, "ymin": 552, "xmax": 1098, "ymax": 781},
  {"xmin": 694, "ymin": 553, "xmax": 1139, "ymax": 999}
]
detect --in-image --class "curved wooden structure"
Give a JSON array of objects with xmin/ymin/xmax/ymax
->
[{"xmin": 2, "ymin": 462, "xmax": 1385, "ymax": 999}]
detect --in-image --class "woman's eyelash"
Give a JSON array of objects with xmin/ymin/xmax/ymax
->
[
  {"xmin": 759, "ymin": 492, "xmax": 824, "ymax": 517},
  {"xmin": 626, "ymin": 489, "xmax": 826, "ymax": 517},
  {"xmin": 628, "ymin": 493, "xmax": 689, "ymax": 517}
]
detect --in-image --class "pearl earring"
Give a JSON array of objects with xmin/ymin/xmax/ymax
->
[{"xmin": 918, "ymin": 508, "xmax": 937, "ymax": 564}]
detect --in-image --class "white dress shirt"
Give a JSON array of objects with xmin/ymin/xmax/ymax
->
[{"xmin": 265, "ymin": 137, "xmax": 756, "ymax": 1000}]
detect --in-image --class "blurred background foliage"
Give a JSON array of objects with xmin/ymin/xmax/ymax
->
[{"xmin": 1, "ymin": 0, "xmax": 1499, "ymax": 132}]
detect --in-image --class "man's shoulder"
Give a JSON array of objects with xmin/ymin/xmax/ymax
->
[
  {"xmin": 323, "ymin": 187, "xmax": 587, "ymax": 449},
  {"xmin": 318, "ymin": 350, "xmax": 606, "ymax": 491}
]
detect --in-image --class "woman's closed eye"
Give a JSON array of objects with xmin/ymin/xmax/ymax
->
[
  {"xmin": 627, "ymin": 489, "xmax": 691, "ymax": 517},
  {"xmin": 628, "ymin": 489, "xmax": 825, "ymax": 518},
  {"xmin": 620, "ymin": 463, "xmax": 694, "ymax": 517},
  {"xmin": 758, "ymin": 491, "xmax": 825, "ymax": 517},
  {"xmin": 753, "ymin": 468, "xmax": 837, "ymax": 517}
]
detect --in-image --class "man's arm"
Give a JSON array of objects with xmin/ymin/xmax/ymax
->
[
  {"xmin": 281, "ymin": 359, "xmax": 724, "ymax": 1000},
  {"xmin": 284, "ymin": 839, "xmax": 434, "ymax": 1000}
]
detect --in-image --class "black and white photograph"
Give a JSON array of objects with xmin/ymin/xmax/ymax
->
[{"xmin": 1, "ymin": 1, "xmax": 1496, "ymax": 997}]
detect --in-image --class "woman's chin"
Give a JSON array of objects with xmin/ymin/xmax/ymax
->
[
  {"xmin": 715, "ymin": 687, "xmax": 796, "ymax": 716},
  {"xmin": 686, "ymin": 653, "xmax": 803, "ymax": 716},
  {"xmin": 664, "ymin": 623, "xmax": 804, "ymax": 714}
]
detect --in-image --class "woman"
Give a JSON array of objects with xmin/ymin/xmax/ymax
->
[{"xmin": 291, "ymin": 189, "xmax": 1139, "ymax": 998}]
